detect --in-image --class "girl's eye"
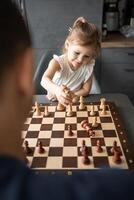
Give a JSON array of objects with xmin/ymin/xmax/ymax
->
[
  {"xmin": 84, "ymin": 55, "xmax": 91, "ymax": 59},
  {"xmin": 84, "ymin": 55, "xmax": 89, "ymax": 58},
  {"xmin": 74, "ymin": 52, "xmax": 79, "ymax": 55}
]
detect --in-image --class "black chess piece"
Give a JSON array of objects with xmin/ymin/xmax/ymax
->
[
  {"xmin": 24, "ymin": 140, "xmax": 33, "ymax": 155},
  {"xmin": 38, "ymin": 141, "xmax": 45, "ymax": 154},
  {"xmin": 96, "ymin": 140, "xmax": 103, "ymax": 153},
  {"xmin": 80, "ymin": 140, "xmax": 86, "ymax": 153},
  {"xmin": 112, "ymin": 149, "xmax": 122, "ymax": 164},
  {"xmin": 111, "ymin": 140, "xmax": 118, "ymax": 154},
  {"xmin": 68, "ymin": 125, "xmax": 74, "ymax": 136},
  {"xmin": 82, "ymin": 146, "xmax": 90, "ymax": 165}
]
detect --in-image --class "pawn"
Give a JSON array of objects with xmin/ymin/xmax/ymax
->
[
  {"xmin": 92, "ymin": 116, "xmax": 98, "ymax": 128},
  {"xmin": 67, "ymin": 125, "xmax": 74, "ymax": 136},
  {"xmin": 38, "ymin": 141, "xmax": 45, "ymax": 154},
  {"xmin": 96, "ymin": 140, "xmax": 103, "ymax": 153},
  {"xmin": 90, "ymin": 105, "xmax": 96, "ymax": 116},
  {"xmin": 111, "ymin": 140, "xmax": 118, "ymax": 154},
  {"xmin": 82, "ymin": 146, "xmax": 90, "ymax": 165},
  {"xmin": 81, "ymin": 141, "xmax": 88, "ymax": 156},
  {"xmin": 100, "ymin": 98, "xmax": 106, "ymax": 110},
  {"xmin": 34, "ymin": 102, "xmax": 41, "ymax": 116},
  {"xmin": 79, "ymin": 96, "xmax": 85, "ymax": 110},
  {"xmin": 112, "ymin": 149, "xmax": 122, "ymax": 164},
  {"xmin": 66, "ymin": 103, "xmax": 73, "ymax": 117},
  {"xmin": 44, "ymin": 105, "xmax": 50, "ymax": 116},
  {"xmin": 80, "ymin": 139, "xmax": 86, "ymax": 153},
  {"xmin": 24, "ymin": 140, "xmax": 33, "ymax": 155},
  {"xmin": 101, "ymin": 104, "xmax": 107, "ymax": 115}
]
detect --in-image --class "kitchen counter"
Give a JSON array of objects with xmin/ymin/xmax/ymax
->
[{"xmin": 101, "ymin": 32, "xmax": 134, "ymax": 48}]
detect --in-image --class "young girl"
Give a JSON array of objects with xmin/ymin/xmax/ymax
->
[{"xmin": 41, "ymin": 16, "xmax": 101, "ymax": 106}]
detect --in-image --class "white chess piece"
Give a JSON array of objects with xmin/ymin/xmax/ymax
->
[
  {"xmin": 101, "ymin": 104, "xmax": 107, "ymax": 115},
  {"xmin": 79, "ymin": 96, "xmax": 85, "ymax": 110},
  {"xmin": 66, "ymin": 103, "xmax": 73, "ymax": 117},
  {"xmin": 100, "ymin": 98, "xmax": 106, "ymax": 110},
  {"xmin": 92, "ymin": 116, "xmax": 98, "ymax": 128},
  {"xmin": 44, "ymin": 105, "xmax": 50, "ymax": 116},
  {"xmin": 90, "ymin": 105, "xmax": 96, "ymax": 116},
  {"xmin": 34, "ymin": 102, "xmax": 41, "ymax": 116}
]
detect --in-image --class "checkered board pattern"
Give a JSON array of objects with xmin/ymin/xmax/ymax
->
[{"xmin": 22, "ymin": 101, "xmax": 134, "ymax": 171}]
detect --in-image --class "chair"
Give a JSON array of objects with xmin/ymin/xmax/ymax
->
[{"xmin": 34, "ymin": 49, "xmax": 101, "ymax": 95}]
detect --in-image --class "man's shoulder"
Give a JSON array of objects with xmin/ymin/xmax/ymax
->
[{"xmin": 0, "ymin": 156, "xmax": 134, "ymax": 200}]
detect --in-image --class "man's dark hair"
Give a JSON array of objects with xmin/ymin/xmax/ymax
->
[{"xmin": 0, "ymin": 0, "xmax": 32, "ymax": 77}]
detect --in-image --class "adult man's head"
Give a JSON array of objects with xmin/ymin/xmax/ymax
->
[{"xmin": 0, "ymin": 0, "xmax": 33, "ymax": 159}]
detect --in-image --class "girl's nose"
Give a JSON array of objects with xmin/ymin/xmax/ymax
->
[{"xmin": 77, "ymin": 56, "xmax": 83, "ymax": 63}]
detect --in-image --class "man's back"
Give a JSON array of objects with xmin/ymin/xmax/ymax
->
[{"xmin": 0, "ymin": 156, "xmax": 134, "ymax": 200}]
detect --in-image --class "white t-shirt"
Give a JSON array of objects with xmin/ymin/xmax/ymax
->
[{"xmin": 52, "ymin": 54, "xmax": 95, "ymax": 92}]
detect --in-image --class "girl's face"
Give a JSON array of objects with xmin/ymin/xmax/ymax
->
[{"xmin": 66, "ymin": 41, "xmax": 94, "ymax": 70}]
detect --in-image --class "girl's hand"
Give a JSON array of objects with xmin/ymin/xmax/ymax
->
[
  {"xmin": 55, "ymin": 85, "xmax": 72, "ymax": 106},
  {"xmin": 72, "ymin": 95, "xmax": 79, "ymax": 103}
]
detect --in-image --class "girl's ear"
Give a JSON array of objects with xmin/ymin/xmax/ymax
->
[{"xmin": 65, "ymin": 40, "xmax": 70, "ymax": 49}]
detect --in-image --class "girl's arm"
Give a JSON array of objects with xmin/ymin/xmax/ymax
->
[
  {"xmin": 41, "ymin": 58, "xmax": 60, "ymax": 95},
  {"xmin": 74, "ymin": 74, "xmax": 93, "ymax": 97},
  {"xmin": 41, "ymin": 59, "xmax": 71, "ymax": 106}
]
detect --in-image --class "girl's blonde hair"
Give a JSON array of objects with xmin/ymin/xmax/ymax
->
[{"xmin": 63, "ymin": 17, "xmax": 101, "ymax": 58}]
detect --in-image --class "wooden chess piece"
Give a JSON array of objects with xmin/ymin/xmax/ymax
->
[
  {"xmin": 79, "ymin": 96, "xmax": 85, "ymax": 110},
  {"xmin": 81, "ymin": 120, "xmax": 88, "ymax": 128},
  {"xmin": 88, "ymin": 128, "xmax": 95, "ymax": 137},
  {"xmin": 90, "ymin": 105, "xmax": 96, "ymax": 116},
  {"xmin": 82, "ymin": 146, "xmax": 90, "ymax": 165},
  {"xmin": 34, "ymin": 102, "xmax": 41, "ymax": 116},
  {"xmin": 63, "ymin": 86, "xmax": 73, "ymax": 117},
  {"xmin": 67, "ymin": 125, "xmax": 74, "ymax": 136},
  {"xmin": 57, "ymin": 103, "xmax": 65, "ymax": 111},
  {"xmin": 112, "ymin": 149, "xmax": 122, "ymax": 164},
  {"xmin": 111, "ymin": 140, "xmax": 118, "ymax": 154},
  {"xmin": 44, "ymin": 105, "xmax": 50, "ymax": 116},
  {"xmin": 80, "ymin": 140, "xmax": 86, "ymax": 153},
  {"xmin": 24, "ymin": 140, "xmax": 33, "ymax": 155},
  {"xmin": 100, "ymin": 98, "xmax": 106, "ymax": 110},
  {"xmin": 38, "ymin": 141, "xmax": 45, "ymax": 154},
  {"xmin": 100, "ymin": 104, "xmax": 107, "ymax": 115},
  {"xmin": 66, "ymin": 103, "xmax": 73, "ymax": 117},
  {"xmin": 92, "ymin": 116, "xmax": 98, "ymax": 128},
  {"xmin": 96, "ymin": 140, "xmax": 103, "ymax": 153}
]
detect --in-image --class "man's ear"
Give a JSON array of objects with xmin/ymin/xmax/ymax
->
[{"xmin": 17, "ymin": 48, "xmax": 33, "ymax": 96}]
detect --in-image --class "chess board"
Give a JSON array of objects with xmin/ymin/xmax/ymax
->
[{"xmin": 22, "ymin": 101, "xmax": 134, "ymax": 172}]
